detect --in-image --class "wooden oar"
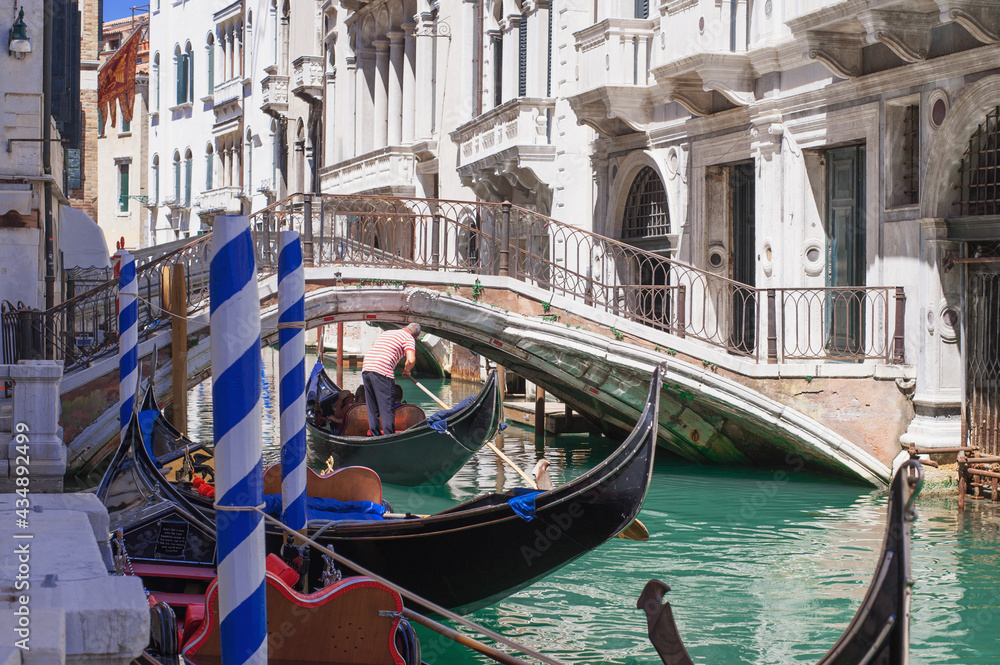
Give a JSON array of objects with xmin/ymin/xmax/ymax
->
[
  {"xmin": 409, "ymin": 376, "xmax": 649, "ymax": 541},
  {"xmin": 409, "ymin": 376, "xmax": 539, "ymax": 490}
]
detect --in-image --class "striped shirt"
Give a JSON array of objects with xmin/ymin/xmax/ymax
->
[{"xmin": 362, "ymin": 329, "xmax": 416, "ymax": 377}]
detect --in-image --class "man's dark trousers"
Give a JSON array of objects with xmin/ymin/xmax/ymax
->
[{"xmin": 362, "ymin": 370, "xmax": 395, "ymax": 435}]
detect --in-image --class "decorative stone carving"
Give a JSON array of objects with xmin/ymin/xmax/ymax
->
[
  {"xmin": 857, "ymin": 10, "xmax": 939, "ymax": 62},
  {"xmin": 406, "ymin": 289, "xmax": 436, "ymax": 314},
  {"xmin": 803, "ymin": 31, "xmax": 863, "ymax": 78},
  {"xmin": 261, "ymin": 66, "xmax": 289, "ymax": 118},
  {"xmin": 292, "ymin": 55, "xmax": 324, "ymax": 102},
  {"xmin": 935, "ymin": 0, "xmax": 1000, "ymax": 43}
]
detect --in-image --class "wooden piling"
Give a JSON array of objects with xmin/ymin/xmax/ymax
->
[
  {"xmin": 169, "ymin": 263, "xmax": 188, "ymax": 437},
  {"xmin": 534, "ymin": 386, "xmax": 545, "ymax": 444},
  {"xmin": 958, "ymin": 451, "xmax": 967, "ymax": 511},
  {"xmin": 337, "ymin": 322, "xmax": 344, "ymax": 387}
]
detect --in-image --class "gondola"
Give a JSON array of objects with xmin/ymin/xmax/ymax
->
[
  {"xmin": 307, "ymin": 366, "xmax": 505, "ymax": 486},
  {"xmin": 102, "ymin": 365, "xmax": 663, "ymax": 614},
  {"xmin": 638, "ymin": 457, "xmax": 924, "ymax": 665}
]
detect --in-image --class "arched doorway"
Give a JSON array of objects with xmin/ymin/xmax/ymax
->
[
  {"xmin": 953, "ymin": 106, "xmax": 1000, "ymax": 455},
  {"xmin": 621, "ymin": 166, "xmax": 671, "ymax": 328}
]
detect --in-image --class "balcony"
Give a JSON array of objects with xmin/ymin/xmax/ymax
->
[
  {"xmin": 319, "ymin": 146, "xmax": 423, "ymax": 196},
  {"xmin": 450, "ymin": 97, "xmax": 557, "ymax": 210},
  {"xmin": 213, "ymin": 76, "xmax": 243, "ymax": 107},
  {"xmin": 261, "ymin": 66, "xmax": 289, "ymax": 118},
  {"xmin": 292, "ymin": 55, "xmax": 323, "ymax": 102},
  {"xmin": 196, "ymin": 186, "xmax": 245, "ymax": 215}
]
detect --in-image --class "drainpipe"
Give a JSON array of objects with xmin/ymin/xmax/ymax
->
[{"xmin": 42, "ymin": 0, "xmax": 55, "ymax": 311}]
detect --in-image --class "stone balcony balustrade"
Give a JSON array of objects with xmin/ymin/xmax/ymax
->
[
  {"xmin": 196, "ymin": 186, "xmax": 244, "ymax": 215},
  {"xmin": 213, "ymin": 76, "xmax": 243, "ymax": 107},
  {"xmin": 261, "ymin": 66, "xmax": 289, "ymax": 118},
  {"xmin": 449, "ymin": 97, "xmax": 557, "ymax": 207},
  {"xmin": 292, "ymin": 55, "xmax": 324, "ymax": 102},
  {"xmin": 319, "ymin": 145, "xmax": 425, "ymax": 196}
]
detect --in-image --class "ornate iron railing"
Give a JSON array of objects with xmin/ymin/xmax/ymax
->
[
  {"xmin": 250, "ymin": 193, "xmax": 906, "ymax": 364},
  {"xmin": 1, "ymin": 234, "xmax": 212, "ymax": 370}
]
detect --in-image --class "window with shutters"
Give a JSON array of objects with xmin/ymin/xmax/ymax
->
[
  {"xmin": 152, "ymin": 52, "xmax": 159, "ymax": 111},
  {"xmin": 152, "ymin": 154, "xmax": 159, "ymax": 205},
  {"xmin": 635, "ymin": 0, "xmax": 648, "ymax": 19},
  {"xmin": 121, "ymin": 117, "xmax": 130, "ymax": 133},
  {"xmin": 186, "ymin": 42, "xmax": 194, "ymax": 102},
  {"xmin": 184, "ymin": 149, "xmax": 193, "ymax": 207},
  {"xmin": 205, "ymin": 144, "xmax": 214, "ymax": 190},
  {"xmin": 175, "ymin": 46, "xmax": 188, "ymax": 105},
  {"xmin": 207, "ymin": 35, "xmax": 215, "ymax": 94},
  {"xmin": 887, "ymin": 102, "xmax": 920, "ymax": 208},
  {"xmin": 492, "ymin": 33, "xmax": 502, "ymax": 108},
  {"xmin": 173, "ymin": 151, "xmax": 181, "ymax": 201},
  {"xmin": 118, "ymin": 164, "xmax": 130, "ymax": 212}
]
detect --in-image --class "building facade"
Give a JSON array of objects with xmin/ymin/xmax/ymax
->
[
  {"xmin": 146, "ymin": 0, "xmax": 276, "ymax": 244},
  {"xmin": 97, "ymin": 16, "xmax": 150, "ymax": 250}
]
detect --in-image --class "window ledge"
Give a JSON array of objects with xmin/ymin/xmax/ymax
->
[
  {"xmin": 168, "ymin": 101, "xmax": 193, "ymax": 113},
  {"xmin": 201, "ymin": 94, "xmax": 215, "ymax": 104},
  {"xmin": 117, "ymin": 210, "xmax": 131, "ymax": 217},
  {"xmin": 118, "ymin": 131, "xmax": 132, "ymax": 138}
]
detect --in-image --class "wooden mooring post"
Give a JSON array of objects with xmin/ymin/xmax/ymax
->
[
  {"xmin": 534, "ymin": 386, "xmax": 545, "ymax": 444},
  {"xmin": 164, "ymin": 263, "xmax": 188, "ymax": 436},
  {"xmin": 337, "ymin": 322, "xmax": 344, "ymax": 387}
]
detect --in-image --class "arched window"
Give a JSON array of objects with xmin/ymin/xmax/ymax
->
[
  {"xmin": 955, "ymin": 106, "xmax": 1000, "ymax": 217},
  {"xmin": 174, "ymin": 45, "xmax": 187, "ymax": 105},
  {"xmin": 185, "ymin": 42, "xmax": 194, "ymax": 102},
  {"xmin": 152, "ymin": 154, "xmax": 160, "ymax": 204},
  {"xmin": 184, "ymin": 148, "xmax": 193, "ymax": 206},
  {"xmin": 152, "ymin": 52, "xmax": 160, "ymax": 111},
  {"xmin": 205, "ymin": 144, "xmax": 214, "ymax": 190},
  {"xmin": 206, "ymin": 34, "xmax": 215, "ymax": 94},
  {"xmin": 172, "ymin": 151, "xmax": 181, "ymax": 201},
  {"xmin": 622, "ymin": 167, "xmax": 669, "ymax": 239},
  {"xmin": 246, "ymin": 128, "xmax": 253, "ymax": 193}
]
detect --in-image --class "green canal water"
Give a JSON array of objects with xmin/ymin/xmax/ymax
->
[{"xmin": 182, "ymin": 348, "xmax": 1000, "ymax": 665}]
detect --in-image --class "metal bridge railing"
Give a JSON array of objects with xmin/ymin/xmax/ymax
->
[
  {"xmin": 1, "ymin": 234, "xmax": 212, "ymax": 370},
  {"xmin": 250, "ymin": 193, "xmax": 906, "ymax": 364}
]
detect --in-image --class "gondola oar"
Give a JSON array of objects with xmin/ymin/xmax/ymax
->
[
  {"xmin": 409, "ymin": 376, "xmax": 539, "ymax": 489},
  {"xmin": 410, "ymin": 377, "xmax": 649, "ymax": 541}
]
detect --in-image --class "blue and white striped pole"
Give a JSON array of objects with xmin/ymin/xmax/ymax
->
[
  {"xmin": 210, "ymin": 215, "xmax": 267, "ymax": 665},
  {"xmin": 117, "ymin": 250, "xmax": 137, "ymax": 445},
  {"xmin": 278, "ymin": 230, "xmax": 307, "ymax": 529}
]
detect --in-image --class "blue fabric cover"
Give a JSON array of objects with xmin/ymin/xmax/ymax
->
[
  {"xmin": 425, "ymin": 395, "xmax": 476, "ymax": 433},
  {"xmin": 138, "ymin": 409, "xmax": 162, "ymax": 467},
  {"xmin": 508, "ymin": 489, "xmax": 544, "ymax": 522},
  {"xmin": 263, "ymin": 494, "xmax": 386, "ymax": 522},
  {"xmin": 306, "ymin": 360, "xmax": 325, "ymax": 403}
]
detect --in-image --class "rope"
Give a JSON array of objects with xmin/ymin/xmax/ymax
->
[
  {"xmin": 276, "ymin": 321, "xmax": 306, "ymax": 330},
  {"xmin": 214, "ymin": 503, "xmax": 266, "ymax": 512},
  {"xmin": 252, "ymin": 507, "xmax": 568, "ymax": 665}
]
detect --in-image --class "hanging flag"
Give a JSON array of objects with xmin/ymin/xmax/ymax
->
[{"xmin": 97, "ymin": 25, "xmax": 144, "ymax": 128}]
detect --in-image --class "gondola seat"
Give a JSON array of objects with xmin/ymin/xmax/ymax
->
[
  {"xmin": 181, "ymin": 571, "xmax": 408, "ymax": 664},
  {"xmin": 340, "ymin": 403, "xmax": 427, "ymax": 436},
  {"xmin": 262, "ymin": 463, "xmax": 383, "ymax": 505}
]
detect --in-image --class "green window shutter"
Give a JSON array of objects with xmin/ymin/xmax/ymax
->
[
  {"xmin": 206, "ymin": 153, "xmax": 213, "ymax": 190},
  {"xmin": 152, "ymin": 163, "xmax": 159, "ymax": 204},
  {"xmin": 119, "ymin": 165, "xmax": 129, "ymax": 212},
  {"xmin": 188, "ymin": 50, "xmax": 194, "ymax": 102},
  {"xmin": 174, "ymin": 160, "xmax": 180, "ymax": 201},
  {"xmin": 176, "ymin": 54, "xmax": 186, "ymax": 104},
  {"xmin": 185, "ymin": 158, "xmax": 193, "ymax": 207},
  {"xmin": 122, "ymin": 118, "xmax": 130, "ymax": 132},
  {"xmin": 208, "ymin": 44, "xmax": 215, "ymax": 93},
  {"xmin": 98, "ymin": 109, "xmax": 105, "ymax": 136}
]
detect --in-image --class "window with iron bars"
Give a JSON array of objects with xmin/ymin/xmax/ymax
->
[
  {"xmin": 955, "ymin": 106, "xmax": 1000, "ymax": 217},
  {"xmin": 888, "ymin": 103, "xmax": 919, "ymax": 207},
  {"xmin": 622, "ymin": 167, "xmax": 670, "ymax": 239}
]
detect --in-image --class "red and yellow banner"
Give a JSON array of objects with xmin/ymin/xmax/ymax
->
[{"xmin": 97, "ymin": 27, "xmax": 142, "ymax": 128}]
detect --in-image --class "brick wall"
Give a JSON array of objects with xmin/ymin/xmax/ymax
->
[{"xmin": 68, "ymin": 0, "xmax": 101, "ymax": 222}]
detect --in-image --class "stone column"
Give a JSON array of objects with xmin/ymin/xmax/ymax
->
[
  {"xmin": 358, "ymin": 47, "xmax": 375, "ymax": 154},
  {"xmin": 374, "ymin": 39, "xmax": 390, "ymax": 149},
  {"xmin": 4, "ymin": 360, "xmax": 65, "ymax": 492},
  {"xmin": 501, "ymin": 15, "xmax": 521, "ymax": 103},
  {"xmin": 325, "ymin": 66, "xmax": 337, "ymax": 164},
  {"xmin": 402, "ymin": 23, "xmax": 416, "ymax": 143},
  {"xmin": 415, "ymin": 12, "xmax": 435, "ymax": 139},
  {"xmin": 237, "ymin": 20, "xmax": 244, "ymax": 79},
  {"xmin": 229, "ymin": 23, "xmax": 236, "ymax": 80},
  {"xmin": 342, "ymin": 56, "xmax": 357, "ymax": 159},
  {"xmin": 388, "ymin": 31, "xmax": 404, "ymax": 146},
  {"xmin": 901, "ymin": 218, "xmax": 964, "ymax": 449}
]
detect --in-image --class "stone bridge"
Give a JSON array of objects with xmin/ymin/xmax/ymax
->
[{"xmin": 62, "ymin": 265, "xmax": 907, "ymax": 485}]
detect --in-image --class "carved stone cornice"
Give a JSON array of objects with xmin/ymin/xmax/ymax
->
[
  {"xmin": 935, "ymin": 0, "xmax": 1000, "ymax": 43},
  {"xmin": 651, "ymin": 53, "xmax": 754, "ymax": 114},
  {"xmin": 802, "ymin": 30, "xmax": 863, "ymax": 78},
  {"xmin": 565, "ymin": 87, "xmax": 652, "ymax": 137},
  {"xmin": 857, "ymin": 9, "xmax": 940, "ymax": 62}
]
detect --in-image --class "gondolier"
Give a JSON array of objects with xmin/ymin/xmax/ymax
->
[{"xmin": 362, "ymin": 323, "xmax": 420, "ymax": 435}]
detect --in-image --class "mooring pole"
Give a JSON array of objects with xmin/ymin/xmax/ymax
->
[
  {"xmin": 337, "ymin": 322, "xmax": 345, "ymax": 387},
  {"xmin": 116, "ymin": 250, "xmax": 137, "ymax": 445},
  {"xmin": 534, "ymin": 385, "xmax": 545, "ymax": 444},
  {"xmin": 170, "ymin": 263, "xmax": 188, "ymax": 436},
  {"xmin": 278, "ymin": 230, "xmax": 307, "ymax": 531},
  {"xmin": 210, "ymin": 215, "xmax": 267, "ymax": 664}
]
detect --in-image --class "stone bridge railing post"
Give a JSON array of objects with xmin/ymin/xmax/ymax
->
[
  {"xmin": 1, "ymin": 360, "xmax": 65, "ymax": 492},
  {"xmin": 767, "ymin": 288, "xmax": 778, "ymax": 364},
  {"xmin": 303, "ymin": 194, "xmax": 315, "ymax": 267},
  {"xmin": 431, "ymin": 212, "xmax": 441, "ymax": 266},
  {"xmin": 893, "ymin": 287, "xmax": 906, "ymax": 364},
  {"xmin": 499, "ymin": 201, "xmax": 511, "ymax": 277}
]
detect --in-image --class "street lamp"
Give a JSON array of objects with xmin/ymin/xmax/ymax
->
[{"xmin": 8, "ymin": 6, "xmax": 30, "ymax": 58}]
